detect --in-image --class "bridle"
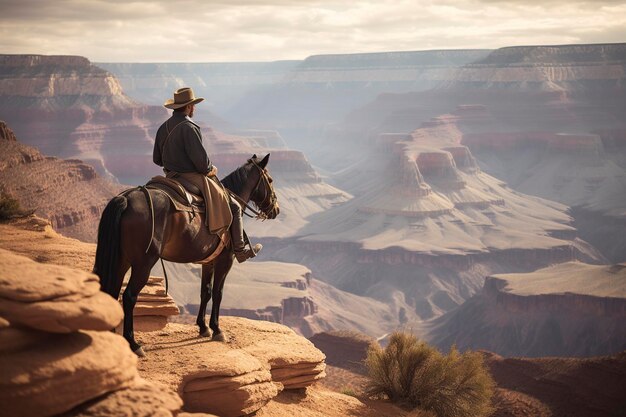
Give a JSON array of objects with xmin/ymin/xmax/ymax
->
[{"xmin": 228, "ymin": 159, "xmax": 278, "ymax": 220}]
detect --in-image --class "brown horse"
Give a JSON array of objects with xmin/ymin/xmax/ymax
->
[{"xmin": 93, "ymin": 154, "xmax": 279, "ymax": 356}]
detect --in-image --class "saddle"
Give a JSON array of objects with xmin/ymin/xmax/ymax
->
[
  {"xmin": 146, "ymin": 175, "xmax": 204, "ymax": 212},
  {"xmin": 145, "ymin": 175, "xmax": 231, "ymax": 265}
]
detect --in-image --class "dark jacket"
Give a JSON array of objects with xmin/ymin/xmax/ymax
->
[{"xmin": 153, "ymin": 112, "xmax": 212, "ymax": 174}]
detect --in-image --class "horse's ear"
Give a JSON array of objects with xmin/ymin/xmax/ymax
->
[
  {"xmin": 259, "ymin": 153, "xmax": 270, "ymax": 169},
  {"xmin": 252, "ymin": 154, "xmax": 257, "ymax": 160}
]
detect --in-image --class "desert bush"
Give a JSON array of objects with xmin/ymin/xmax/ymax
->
[
  {"xmin": 0, "ymin": 192, "xmax": 25, "ymax": 221},
  {"xmin": 365, "ymin": 332, "xmax": 494, "ymax": 417},
  {"xmin": 340, "ymin": 387, "xmax": 358, "ymax": 397}
]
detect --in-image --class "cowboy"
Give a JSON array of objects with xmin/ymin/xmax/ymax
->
[{"xmin": 153, "ymin": 87, "xmax": 261, "ymax": 263}]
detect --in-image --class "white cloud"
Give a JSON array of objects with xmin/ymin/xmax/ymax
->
[{"xmin": 0, "ymin": 0, "xmax": 624, "ymax": 61}]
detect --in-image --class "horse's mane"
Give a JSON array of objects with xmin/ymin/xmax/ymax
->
[{"xmin": 221, "ymin": 159, "xmax": 254, "ymax": 195}]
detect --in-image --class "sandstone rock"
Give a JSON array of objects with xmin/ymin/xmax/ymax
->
[
  {"xmin": 0, "ymin": 249, "xmax": 122, "ymax": 332},
  {"xmin": 0, "ymin": 55, "xmax": 167, "ymax": 188},
  {"xmin": 0, "ymin": 325, "xmax": 53, "ymax": 353},
  {"xmin": 182, "ymin": 350, "xmax": 279, "ymax": 416},
  {"xmin": 428, "ymin": 262, "xmax": 626, "ymax": 357},
  {"xmin": 224, "ymin": 318, "xmax": 326, "ymax": 390},
  {"xmin": 177, "ymin": 413, "xmax": 220, "ymax": 417},
  {"xmin": 120, "ymin": 275, "xmax": 179, "ymax": 331},
  {"xmin": 135, "ymin": 318, "xmax": 328, "ymax": 415},
  {"xmin": 0, "ymin": 330, "xmax": 138, "ymax": 417},
  {"xmin": 0, "ymin": 120, "xmax": 17, "ymax": 141},
  {"xmin": 136, "ymin": 324, "xmax": 279, "ymax": 417},
  {"xmin": 0, "ymin": 121, "xmax": 123, "ymax": 242},
  {"xmin": 60, "ymin": 379, "xmax": 183, "ymax": 417}
]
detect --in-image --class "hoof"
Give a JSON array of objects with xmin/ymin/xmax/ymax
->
[
  {"xmin": 199, "ymin": 328, "xmax": 211, "ymax": 338},
  {"xmin": 133, "ymin": 346, "xmax": 146, "ymax": 357},
  {"xmin": 212, "ymin": 332, "xmax": 227, "ymax": 342}
]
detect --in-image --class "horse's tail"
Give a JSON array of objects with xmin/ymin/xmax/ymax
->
[{"xmin": 93, "ymin": 195, "xmax": 128, "ymax": 298}]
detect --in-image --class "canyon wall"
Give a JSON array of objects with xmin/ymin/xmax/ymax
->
[
  {"xmin": 0, "ymin": 121, "xmax": 122, "ymax": 241},
  {"xmin": 427, "ymin": 262, "xmax": 626, "ymax": 356},
  {"xmin": 0, "ymin": 54, "xmax": 167, "ymax": 184},
  {"xmin": 156, "ymin": 259, "xmax": 395, "ymax": 339},
  {"xmin": 97, "ymin": 60, "xmax": 299, "ymax": 120},
  {"xmin": 336, "ymin": 44, "xmax": 626, "ymax": 262},
  {"xmin": 265, "ymin": 112, "xmax": 603, "ymax": 324}
]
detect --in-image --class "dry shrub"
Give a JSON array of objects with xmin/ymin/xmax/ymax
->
[
  {"xmin": 0, "ymin": 192, "xmax": 26, "ymax": 221},
  {"xmin": 365, "ymin": 332, "xmax": 494, "ymax": 417}
]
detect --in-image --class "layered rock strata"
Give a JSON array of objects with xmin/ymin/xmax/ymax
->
[
  {"xmin": 0, "ymin": 55, "xmax": 166, "ymax": 184},
  {"xmin": 136, "ymin": 317, "xmax": 326, "ymax": 416},
  {"xmin": 276, "ymin": 112, "xmax": 603, "ymax": 324},
  {"xmin": 211, "ymin": 147, "xmax": 351, "ymax": 239},
  {"xmin": 427, "ymin": 262, "xmax": 626, "ymax": 356},
  {"xmin": 0, "ymin": 250, "xmax": 122, "ymax": 332},
  {"xmin": 98, "ymin": 60, "xmax": 299, "ymax": 116},
  {"xmin": 0, "ymin": 248, "xmax": 183, "ymax": 417},
  {"xmin": 175, "ymin": 260, "xmax": 394, "ymax": 338},
  {"xmin": 0, "ymin": 121, "xmax": 122, "ymax": 242},
  {"xmin": 120, "ymin": 275, "xmax": 179, "ymax": 331},
  {"xmin": 180, "ymin": 348, "xmax": 277, "ymax": 416}
]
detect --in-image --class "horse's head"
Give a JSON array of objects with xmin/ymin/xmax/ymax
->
[{"xmin": 247, "ymin": 154, "xmax": 279, "ymax": 219}]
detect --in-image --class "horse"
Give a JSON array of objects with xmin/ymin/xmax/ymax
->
[{"xmin": 93, "ymin": 154, "xmax": 279, "ymax": 356}]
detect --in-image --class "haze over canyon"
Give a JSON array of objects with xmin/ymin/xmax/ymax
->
[{"xmin": 1, "ymin": 41, "xmax": 626, "ymax": 415}]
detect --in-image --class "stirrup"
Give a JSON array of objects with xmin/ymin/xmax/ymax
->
[{"xmin": 234, "ymin": 243, "xmax": 262, "ymax": 263}]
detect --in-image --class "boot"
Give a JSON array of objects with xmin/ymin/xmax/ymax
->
[{"xmin": 230, "ymin": 201, "xmax": 262, "ymax": 263}]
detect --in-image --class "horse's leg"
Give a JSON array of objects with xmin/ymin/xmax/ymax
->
[
  {"xmin": 196, "ymin": 263, "xmax": 215, "ymax": 337},
  {"xmin": 112, "ymin": 260, "xmax": 130, "ymax": 332},
  {"xmin": 210, "ymin": 250, "xmax": 234, "ymax": 342},
  {"xmin": 122, "ymin": 258, "xmax": 156, "ymax": 356}
]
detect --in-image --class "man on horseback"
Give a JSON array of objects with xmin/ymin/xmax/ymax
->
[{"xmin": 153, "ymin": 87, "xmax": 262, "ymax": 263}]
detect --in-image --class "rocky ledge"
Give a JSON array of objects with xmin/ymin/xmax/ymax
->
[
  {"xmin": 136, "ymin": 317, "xmax": 326, "ymax": 416},
  {"xmin": 0, "ymin": 249, "xmax": 183, "ymax": 417},
  {"xmin": 120, "ymin": 275, "xmax": 179, "ymax": 332},
  {"xmin": 427, "ymin": 262, "xmax": 626, "ymax": 357}
]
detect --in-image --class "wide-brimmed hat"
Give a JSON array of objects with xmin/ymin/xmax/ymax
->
[{"xmin": 163, "ymin": 87, "xmax": 204, "ymax": 109}]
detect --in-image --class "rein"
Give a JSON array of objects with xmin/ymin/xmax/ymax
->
[
  {"xmin": 135, "ymin": 158, "xmax": 276, "ymax": 295},
  {"xmin": 229, "ymin": 159, "xmax": 277, "ymax": 220}
]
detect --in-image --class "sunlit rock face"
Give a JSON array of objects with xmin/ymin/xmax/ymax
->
[
  {"xmin": 427, "ymin": 262, "xmax": 626, "ymax": 357},
  {"xmin": 268, "ymin": 113, "xmax": 603, "ymax": 323},
  {"xmin": 162, "ymin": 260, "xmax": 395, "ymax": 339},
  {"xmin": 0, "ymin": 54, "xmax": 167, "ymax": 184},
  {"xmin": 332, "ymin": 44, "xmax": 626, "ymax": 263},
  {"xmin": 0, "ymin": 121, "xmax": 122, "ymax": 242}
]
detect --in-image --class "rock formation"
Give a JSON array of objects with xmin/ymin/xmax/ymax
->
[
  {"xmin": 338, "ymin": 45, "xmax": 626, "ymax": 262},
  {"xmin": 135, "ymin": 317, "xmax": 326, "ymax": 416},
  {"xmin": 485, "ymin": 351, "xmax": 626, "ymax": 417},
  {"xmin": 120, "ymin": 276, "xmax": 179, "ymax": 332},
  {"xmin": 0, "ymin": 55, "xmax": 167, "ymax": 184},
  {"xmin": 0, "ymin": 216, "xmax": 403, "ymax": 416},
  {"xmin": 0, "ymin": 121, "xmax": 123, "ymax": 242},
  {"xmin": 0, "ymin": 248, "xmax": 183, "ymax": 417},
  {"xmin": 225, "ymin": 49, "xmax": 491, "ymax": 131},
  {"xmin": 97, "ymin": 61, "xmax": 299, "ymax": 120},
  {"xmin": 164, "ymin": 260, "xmax": 395, "ymax": 339},
  {"xmin": 199, "ymin": 126, "xmax": 352, "ymax": 239},
  {"xmin": 271, "ymin": 111, "xmax": 603, "ymax": 327},
  {"xmin": 0, "ymin": 251, "xmax": 122, "ymax": 333},
  {"xmin": 427, "ymin": 262, "xmax": 626, "ymax": 357}
]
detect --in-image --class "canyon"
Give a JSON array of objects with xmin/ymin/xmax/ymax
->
[
  {"xmin": 2, "ymin": 44, "xmax": 625, "ymax": 358},
  {"xmin": 0, "ymin": 121, "xmax": 122, "ymax": 241},
  {"xmin": 0, "ymin": 54, "xmax": 166, "ymax": 184},
  {"xmin": 426, "ymin": 261, "xmax": 626, "ymax": 357},
  {"xmin": 0, "ymin": 216, "xmax": 395, "ymax": 340},
  {"xmin": 266, "ymin": 111, "xmax": 605, "ymax": 328}
]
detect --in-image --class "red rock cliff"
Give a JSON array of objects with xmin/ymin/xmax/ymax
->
[{"xmin": 0, "ymin": 54, "xmax": 167, "ymax": 184}]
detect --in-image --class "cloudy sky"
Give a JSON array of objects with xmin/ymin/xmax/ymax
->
[{"xmin": 1, "ymin": 0, "xmax": 625, "ymax": 62}]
